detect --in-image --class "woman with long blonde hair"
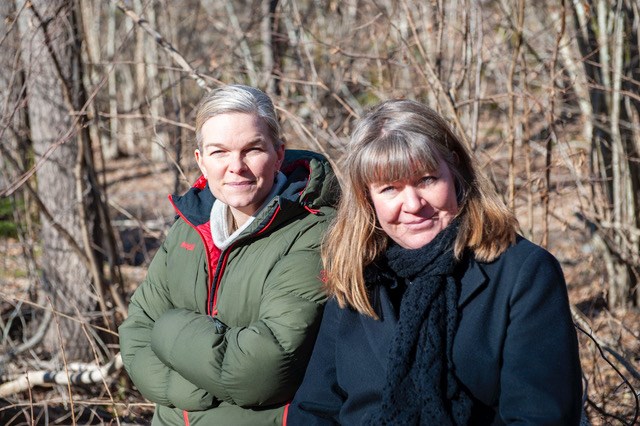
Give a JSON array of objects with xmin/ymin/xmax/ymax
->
[{"xmin": 288, "ymin": 99, "xmax": 582, "ymax": 425}]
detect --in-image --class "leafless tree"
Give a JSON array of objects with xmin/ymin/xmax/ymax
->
[
  {"xmin": 0, "ymin": 0, "xmax": 638, "ymax": 424},
  {"xmin": 14, "ymin": 0, "xmax": 123, "ymax": 362},
  {"xmin": 566, "ymin": 0, "xmax": 640, "ymax": 310}
]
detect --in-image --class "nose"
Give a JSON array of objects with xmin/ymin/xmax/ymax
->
[
  {"xmin": 401, "ymin": 187, "xmax": 425, "ymax": 213},
  {"xmin": 228, "ymin": 153, "xmax": 247, "ymax": 173}
]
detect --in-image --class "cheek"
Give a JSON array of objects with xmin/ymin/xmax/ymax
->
[
  {"xmin": 371, "ymin": 198, "xmax": 395, "ymax": 224},
  {"xmin": 256, "ymin": 162, "xmax": 276, "ymax": 180},
  {"xmin": 444, "ymin": 186, "xmax": 459, "ymax": 212},
  {"xmin": 252, "ymin": 155, "xmax": 279, "ymax": 178},
  {"xmin": 202, "ymin": 160, "xmax": 220, "ymax": 176},
  {"xmin": 432, "ymin": 180, "xmax": 458, "ymax": 212}
]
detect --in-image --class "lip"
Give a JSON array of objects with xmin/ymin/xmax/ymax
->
[
  {"xmin": 225, "ymin": 181, "xmax": 255, "ymax": 187},
  {"xmin": 403, "ymin": 213, "xmax": 438, "ymax": 228},
  {"xmin": 406, "ymin": 212, "xmax": 437, "ymax": 223}
]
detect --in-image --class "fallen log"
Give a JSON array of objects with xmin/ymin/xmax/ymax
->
[{"xmin": 0, "ymin": 353, "xmax": 123, "ymax": 397}]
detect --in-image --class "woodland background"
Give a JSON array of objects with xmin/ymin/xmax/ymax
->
[{"xmin": 0, "ymin": 0, "xmax": 639, "ymax": 424}]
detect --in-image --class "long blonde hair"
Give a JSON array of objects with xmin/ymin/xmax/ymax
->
[{"xmin": 323, "ymin": 100, "xmax": 517, "ymax": 317}]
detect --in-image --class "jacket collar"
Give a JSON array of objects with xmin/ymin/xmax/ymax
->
[
  {"xmin": 169, "ymin": 182, "xmax": 214, "ymax": 227},
  {"xmin": 170, "ymin": 149, "xmax": 338, "ymax": 228},
  {"xmin": 209, "ymin": 172, "xmax": 289, "ymax": 249}
]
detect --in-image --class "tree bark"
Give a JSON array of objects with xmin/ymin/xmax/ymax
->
[
  {"xmin": 568, "ymin": 0, "xmax": 640, "ymax": 309},
  {"xmin": 144, "ymin": 2, "xmax": 168, "ymax": 163},
  {"xmin": 0, "ymin": 0, "xmax": 26, "ymax": 179},
  {"xmin": 16, "ymin": 0, "xmax": 97, "ymax": 360}
]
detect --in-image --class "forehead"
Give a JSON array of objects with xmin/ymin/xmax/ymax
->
[
  {"xmin": 201, "ymin": 113, "xmax": 271, "ymax": 145},
  {"xmin": 201, "ymin": 112, "xmax": 263, "ymax": 133}
]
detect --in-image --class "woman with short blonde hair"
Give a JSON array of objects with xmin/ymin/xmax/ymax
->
[
  {"xmin": 120, "ymin": 84, "xmax": 338, "ymax": 425},
  {"xmin": 194, "ymin": 84, "xmax": 283, "ymax": 150}
]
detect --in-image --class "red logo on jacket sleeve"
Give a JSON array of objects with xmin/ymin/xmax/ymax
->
[{"xmin": 180, "ymin": 241, "xmax": 196, "ymax": 251}]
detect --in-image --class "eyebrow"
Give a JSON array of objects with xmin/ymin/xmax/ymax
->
[{"xmin": 202, "ymin": 136, "xmax": 267, "ymax": 149}]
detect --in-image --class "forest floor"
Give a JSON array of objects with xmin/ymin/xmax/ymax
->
[{"xmin": 1, "ymin": 152, "xmax": 639, "ymax": 425}]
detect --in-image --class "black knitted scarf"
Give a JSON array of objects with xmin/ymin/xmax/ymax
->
[{"xmin": 366, "ymin": 219, "xmax": 472, "ymax": 425}]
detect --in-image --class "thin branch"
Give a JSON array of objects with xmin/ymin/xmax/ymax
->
[
  {"xmin": 49, "ymin": 295, "xmax": 77, "ymax": 425},
  {"xmin": 542, "ymin": 0, "xmax": 567, "ymax": 247},
  {"xmin": 0, "ymin": 307, "xmax": 52, "ymax": 365},
  {"xmin": 0, "ymin": 291, "xmax": 119, "ymax": 337},
  {"xmin": 78, "ymin": 307, "xmax": 121, "ymax": 426},
  {"xmin": 0, "ymin": 142, "xmax": 90, "ymax": 267},
  {"xmin": 506, "ymin": 0, "xmax": 525, "ymax": 211},
  {"xmin": 112, "ymin": 0, "xmax": 213, "ymax": 91},
  {"xmin": 383, "ymin": 0, "xmax": 471, "ymax": 148},
  {"xmin": 572, "ymin": 304, "xmax": 640, "ymax": 382},
  {"xmin": 470, "ymin": 1, "xmax": 484, "ymax": 151}
]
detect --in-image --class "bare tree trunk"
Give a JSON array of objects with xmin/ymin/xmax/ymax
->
[
  {"xmin": 133, "ymin": 0, "xmax": 146, "ymax": 102},
  {"xmin": 506, "ymin": 0, "xmax": 524, "ymax": 212},
  {"xmin": 568, "ymin": 0, "xmax": 640, "ymax": 309},
  {"xmin": 145, "ymin": 2, "xmax": 168, "ymax": 163},
  {"xmin": 158, "ymin": 0, "xmax": 187, "ymax": 193},
  {"xmin": 261, "ymin": 0, "xmax": 275, "ymax": 91},
  {"xmin": 0, "ymin": 0, "xmax": 25, "ymax": 176},
  {"xmin": 16, "ymin": 0, "xmax": 96, "ymax": 360},
  {"xmin": 105, "ymin": 0, "xmax": 119, "ymax": 159},
  {"xmin": 0, "ymin": 0, "xmax": 34, "ymax": 259},
  {"xmin": 15, "ymin": 0, "xmax": 126, "ymax": 360},
  {"xmin": 120, "ymin": 6, "xmax": 141, "ymax": 156}
]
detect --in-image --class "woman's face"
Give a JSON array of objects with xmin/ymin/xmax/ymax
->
[
  {"xmin": 195, "ymin": 112, "xmax": 284, "ymax": 225},
  {"xmin": 368, "ymin": 161, "xmax": 459, "ymax": 249}
]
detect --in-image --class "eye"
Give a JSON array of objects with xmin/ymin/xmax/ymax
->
[
  {"xmin": 418, "ymin": 175, "xmax": 437, "ymax": 185},
  {"xmin": 372, "ymin": 183, "xmax": 397, "ymax": 195}
]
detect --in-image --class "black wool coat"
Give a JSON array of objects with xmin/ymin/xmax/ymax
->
[{"xmin": 287, "ymin": 236, "xmax": 583, "ymax": 425}]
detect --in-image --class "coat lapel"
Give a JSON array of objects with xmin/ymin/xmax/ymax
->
[
  {"xmin": 458, "ymin": 257, "xmax": 488, "ymax": 307},
  {"xmin": 361, "ymin": 286, "xmax": 397, "ymax": 368}
]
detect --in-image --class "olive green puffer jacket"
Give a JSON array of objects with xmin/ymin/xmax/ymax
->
[{"xmin": 118, "ymin": 150, "xmax": 338, "ymax": 426}]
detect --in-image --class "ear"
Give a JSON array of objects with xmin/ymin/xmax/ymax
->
[
  {"xmin": 452, "ymin": 151, "xmax": 460, "ymax": 165},
  {"xmin": 194, "ymin": 149, "xmax": 207, "ymax": 178},
  {"xmin": 275, "ymin": 143, "xmax": 285, "ymax": 170}
]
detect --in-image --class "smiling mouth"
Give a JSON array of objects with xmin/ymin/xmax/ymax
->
[
  {"xmin": 407, "ymin": 212, "xmax": 437, "ymax": 223},
  {"xmin": 226, "ymin": 181, "xmax": 255, "ymax": 186},
  {"xmin": 404, "ymin": 214, "xmax": 438, "ymax": 228}
]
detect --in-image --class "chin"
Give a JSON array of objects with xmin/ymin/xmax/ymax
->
[
  {"xmin": 226, "ymin": 195, "xmax": 256, "ymax": 207},
  {"xmin": 405, "ymin": 236, "xmax": 437, "ymax": 249}
]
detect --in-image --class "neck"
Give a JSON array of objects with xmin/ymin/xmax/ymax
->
[{"xmin": 229, "ymin": 208, "xmax": 248, "ymax": 231}]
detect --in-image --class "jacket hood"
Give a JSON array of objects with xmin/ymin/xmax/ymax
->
[{"xmin": 170, "ymin": 149, "xmax": 339, "ymax": 227}]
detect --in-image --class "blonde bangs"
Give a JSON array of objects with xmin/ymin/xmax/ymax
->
[{"xmin": 353, "ymin": 132, "xmax": 443, "ymax": 187}]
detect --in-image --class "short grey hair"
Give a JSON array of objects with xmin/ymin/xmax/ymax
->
[{"xmin": 194, "ymin": 84, "xmax": 282, "ymax": 150}]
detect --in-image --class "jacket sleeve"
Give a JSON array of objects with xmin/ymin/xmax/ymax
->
[
  {"xmin": 149, "ymin": 221, "xmax": 328, "ymax": 408},
  {"xmin": 287, "ymin": 298, "xmax": 344, "ymax": 425},
  {"xmin": 118, "ymin": 235, "xmax": 217, "ymax": 411},
  {"xmin": 499, "ymin": 248, "xmax": 583, "ymax": 425}
]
